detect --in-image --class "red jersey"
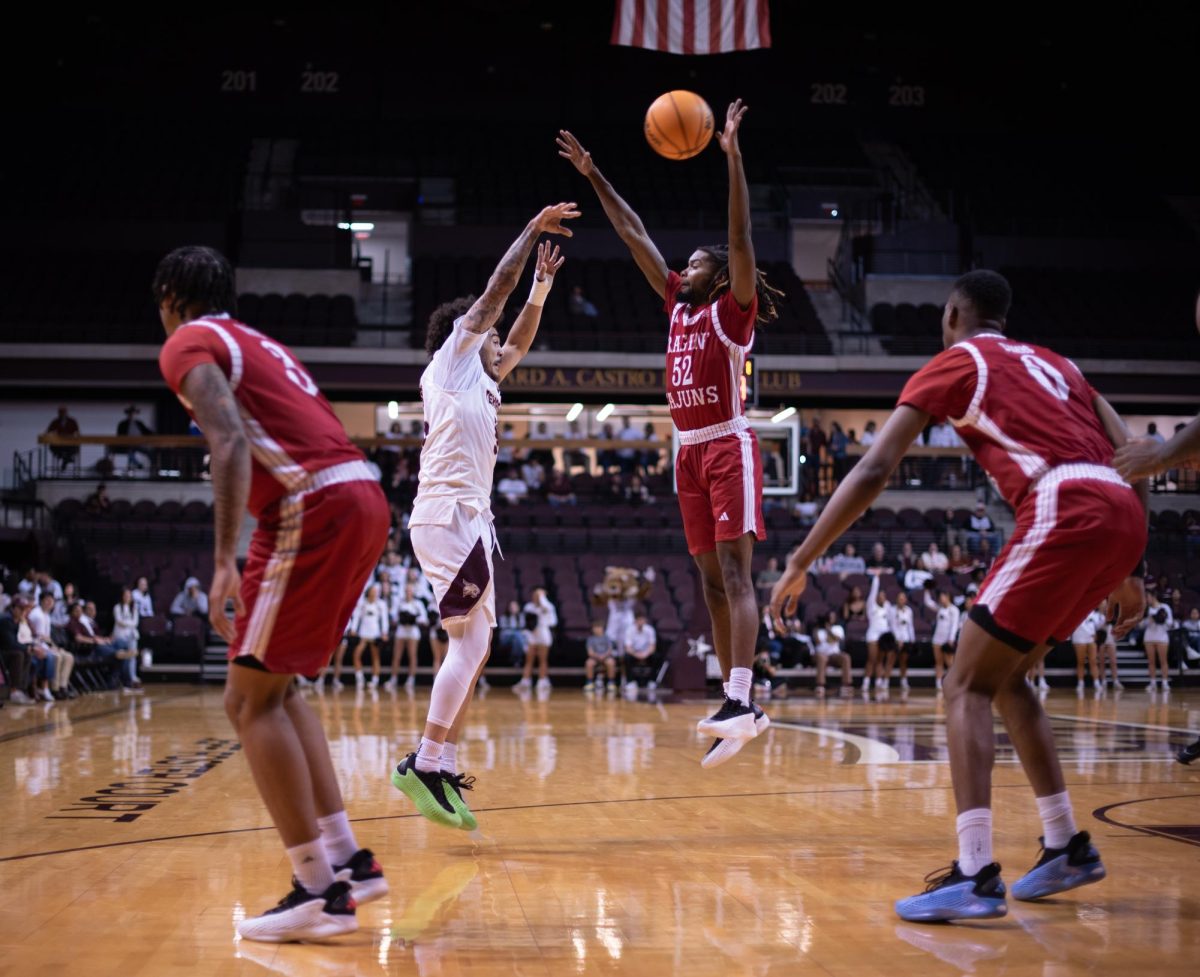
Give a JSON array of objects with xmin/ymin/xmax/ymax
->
[
  {"xmin": 663, "ymin": 271, "xmax": 757, "ymax": 434},
  {"xmin": 159, "ymin": 316, "xmax": 366, "ymax": 518},
  {"xmin": 898, "ymin": 332, "xmax": 1114, "ymax": 509}
]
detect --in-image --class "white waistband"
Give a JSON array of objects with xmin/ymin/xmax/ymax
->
[
  {"xmin": 676, "ymin": 416, "xmax": 750, "ymax": 446},
  {"xmin": 301, "ymin": 460, "xmax": 378, "ymax": 495},
  {"xmin": 1033, "ymin": 462, "xmax": 1129, "ymax": 493}
]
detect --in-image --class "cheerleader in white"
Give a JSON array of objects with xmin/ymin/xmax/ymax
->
[
  {"xmin": 516, "ymin": 588, "xmax": 558, "ymax": 692},
  {"xmin": 351, "ymin": 584, "xmax": 390, "ymax": 689},
  {"xmin": 864, "ymin": 572, "xmax": 894, "ymax": 695},
  {"xmin": 884, "ymin": 590, "xmax": 916, "ymax": 690},
  {"xmin": 813, "ymin": 610, "xmax": 853, "ymax": 698},
  {"xmin": 1070, "ymin": 606, "xmax": 1100, "ymax": 694},
  {"xmin": 1142, "ymin": 594, "xmax": 1174, "ymax": 692},
  {"xmin": 388, "ymin": 584, "xmax": 429, "ymax": 691},
  {"xmin": 924, "ymin": 588, "xmax": 962, "ymax": 692},
  {"xmin": 1094, "ymin": 601, "xmax": 1122, "ymax": 690}
]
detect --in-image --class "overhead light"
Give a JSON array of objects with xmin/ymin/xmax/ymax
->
[
  {"xmin": 565, "ymin": 403, "xmax": 583, "ymax": 422},
  {"xmin": 387, "ymin": 401, "xmax": 399, "ymax": 419},
  {"xmin": 772, "ymin": 406, "xmax": 797, "ymax": 423},
  {"xmin": 337, "ymin": 221, "xmax": 375, "ymax": 232},
  {"xmin": 831, "ymin": 208, "xmax": 839, "ymax": 217},
  {"xmin": 596, "ymin": 403, "xmax": 615, "ymax": 422},
  {"xmin": 799, "ymin": 454, "xmax": 807, "ymax": 464}
]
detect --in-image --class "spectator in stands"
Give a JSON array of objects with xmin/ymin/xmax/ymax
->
[
  {"xmin": 1147, "ymin": 422, "xmax": 1164, "ymax": 445},
  {"xmin": 841, "ymin": 585, "xmax": 867, "ymax": 622},
  {"xmin": 640, "ymin": 422, "xmax": 661, "ymax": 475},
  {"xmin": 520, "ymin": 457, "xmax": 546, "ymax": 494},
  {"xmin": 497, "ymin": 422, "xmax": 518, "ymax": 466},
  {"xmin": 132, "ymin": 576, "xmax": 154, "ymax": 617},
  {"xmin": 1182, "ymin": 607, "xmax": 1200, "ymax": 661},
  {"xmin": 69, "ymin": 602, "xmax": 139, "ymax": 691},
  {"xmin": 6, "ymin": 596, "xmax": 58, "ymax": 702},
  {"xmin": 793, "ymin": 493, "xmax": 819, "ymax": 527},
  {"xmin": 405, "ymin": 566, "xmax": 435, "ymax": 607},
  {"xmin": 829, "ymin": 543, "xmax": 865, "ymax": 575},
  {"xmin": 948, "ymin": 544, "xmax": 978, "ymax": 574},
  {"xmin": 976, "ymin": 536, "xmax": 995, "ymax": 571},
  {"xmin": 546, "ymin": 468, "xmax": 576, "ymax": 506},
  {"xmin": 84, "ymin": 483, "xmax": 111, "ymax": 515},
  {"xmin": 617, "ymin": 416, "xmax": 641, "ymax": 474},
  {"xmin": 36, "ymin": 571, "xmax": 63, "ymax": 605},
  {"xmin": 0, "ymin": 582, "xmax": 8, "ymax": 617},
  {"xmin": 497, "ymin": 466, "xmax": 529, "ymax": 505},
  {"xmin": 497, "ymin": 600, "xmax": 528, "ymax": 667},
  {"xmin": 622, "ymin": 611, "xmax": 658, "ymax": 693},
  {"xmin": 865, "ymin": 542, "xmax": 892, "ymax": 573},
  {"xmin": 349, "ymin": 583, "xmax": 389, "ymax": 690},
  {"xmin": 527, "ymin": 421, "xmax": 555, "ymax": 468},
  {"xmin": 860, "ymin": 420, "xmax": 877, "ymax": 446},
  {"xmin": 813, "ymin": 610, "xmax": 852, "ymax": 698},
  {"xmin": 170, "ymin": 577, "xmax": 209, "ymax": 619},
  {"xmin": 0, "ymin": 597, "xmax": 34, "ymax": 704},
  {"xmin": 755, "ymin": 557, "xmax": 783, "ymax": 605},
  {"xmin": 568, "ymin": 285, "xmax": 599, "ymax": 318},
  {"xmin": 966, "ymin": 503, "xmax": 998, "ymax": 552},
  {"xmin": 516, "ymin": 588, "xmax": 557, "ymax": 693},
  {"xmin": 377, "ymin": 421, "xmax": 404, "ymax": 486},
  {"xmin": 16, "ymin": 568, "xmax": 37, "ymax": 598},
  {"xmin": 51, "ymin": 583, "xmax": 75, "ymax": 634},
  {"xmin": 894, "ymin": 540, "xmax": 919, "ymax": 576},
  {"xmin": 938, "ymin": 507, "xmax": 963, "ymax": 550},
  {"xmin": 564, "ymin": 419, "xmax": 589, "ymax": 474},
  {"xmin": 829, "ymin": 421, "xmax": 849, "ymax": 484},
  {"xmin": 918, "ymin": 542, "xmax": 949, "ymax": 573},
  {"xmin": 28, "ymin": 592, "xmax": 73, "ymax": 698},
  {"xmin": 758, "ymin": 605, "xmax": 784, "ymax": 661},
  {"xmin": 806, "ymin": 418, "xmax": 828, "ymax": 494},
  {"xmin": 596, "ymin": 422, "xmax": 619, "ymax": 474},
  {"xmin": 1154, "ymin": 574, "xmax": 1176, "ymax": 606},
  {"xmin": 583, "ymin": 621, "xmax": 617, "ymax": 693},
  {"xmin": 46, "ymin": 406, "xmax": 80, "ymax": 469},
  {"xmin": 389, "ymin": 583, "xmax": 428, "ymax": 692},
  {"xmin": 113, "ymin": 587, "xmax": 140, "ymax": 649},
  {"xmin": 623, "ymin": 474, "xmax": 653, "ymax": 505},
  {"xmin": 115, "ymin": 405, "xmax": 154, "ymax": 471},
  {"xmin": 378, "ymin": 551, "xmax": 406, "ymax": 591},
  {"xmin": 753, "ymin": 648, "xmax": 788, "ymax": 698},
  {"xmin": 780, "ymin": 616, "xmax": 813, "ymax": 667},
  {"xmin": 762, "ymin": 438, "xmax": 786, "ymax": 484},
  {"xmin": 1142, "ymin": 594, "xmax": 1173, "ymax": 692},
  {"xmin": 927, "ymin": 419, "xmax": 961, "ymax": 448}
]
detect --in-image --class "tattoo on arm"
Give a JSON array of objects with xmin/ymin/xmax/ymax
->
[
  {"xmin": 180, "ymin": 363, "xmax": 251, "ymax": 560},
  {"xmin": 461, "ymin": 223, "xmax": 541, "ymax": 335}
]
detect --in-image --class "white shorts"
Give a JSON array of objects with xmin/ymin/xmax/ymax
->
[
  {"xmin": 933, "ymin": 628, "xmax": 955, "ymax": 646},
  {"xmin": 411, "ymin": 503, "xmax": 496, "ymax": 627},
  {"xmin": 394, "ymin": 625, "xmax": 422, "ymax": 641},
  {"xmin": 866, "ymin": 627, "xmax": 888, "ymax": 643},
  {"xmin": 528, "ymin": 627, "xmax": 552, "ymax": 647},
  {"xmin": 1070, "ymin": 624, "xmax": 1096, "ymax": 645}
]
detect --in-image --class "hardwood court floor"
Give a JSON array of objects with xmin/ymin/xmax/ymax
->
[{"xmin": 1, "ymin": 683, "xmax": 1198, "ymax": 976}]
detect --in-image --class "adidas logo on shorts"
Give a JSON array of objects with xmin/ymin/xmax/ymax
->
[
  {"xmin": 718, "ymin": 512, "xmax": 730, "ymax": 522},
  {"xmin": 462, "ymin": 582, "xmax": 480, "ymax": 598}
]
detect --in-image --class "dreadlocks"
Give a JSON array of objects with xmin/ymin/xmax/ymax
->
[
  {"xmin": 697, "ymin": 245, "xmax": 784, "ymax": 324},
  {"xmin": 151, "ymin": 246, "xmax": 238, "ymax": 320}
]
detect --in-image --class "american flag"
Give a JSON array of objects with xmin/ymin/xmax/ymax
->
[{"xmin": 611, "ymin": 0, "xmax": 772, "ymax": 55}]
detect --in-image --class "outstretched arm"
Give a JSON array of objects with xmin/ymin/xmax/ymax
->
[
  {"xmin": 718, "ymin": 99, "xmax": 756, "ymax": 309},
  {"xmin": 771, "ymin": 406, "xmax": 929, "ymax": 621},
  {"xmin": 497, "ymin": 242, "xmax": 565, "ymax": 382},
  {"xmin": 461, "ymin": 203, "xmax": 579, "ymax": 337},
  {"xmin": 1114, "ymin": 415, "xmax": 1200, "ymax": 481},
  {"xmin": 557, "ymin": 130, "xmax": 668, "ymax": 298}
]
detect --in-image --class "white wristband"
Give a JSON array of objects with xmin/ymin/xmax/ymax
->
[{"xmin": 528, "ymin": 275, "xmax": 553, "ymax": 307}]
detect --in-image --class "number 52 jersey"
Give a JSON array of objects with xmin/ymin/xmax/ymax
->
[
  {"xmin": 159, "ymin": 315, "xmax": 366, "ymax": 518},
  {"xmin": 897, "ymin": 333, "xmax": 1116, "ymax": 510}
]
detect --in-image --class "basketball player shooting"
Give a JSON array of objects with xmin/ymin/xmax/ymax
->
[
  {"xmin": 390, "ymin": 205, "xmax": 576, "ymax": 829},
  {"xmin": 558, "ymin": 101, "xmax": 784, "ymax": 767},
  {"xmin": 770, "ymin": 271, "xmax": 1149, "ymax": 922}
]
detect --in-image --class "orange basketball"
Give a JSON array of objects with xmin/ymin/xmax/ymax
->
[{"xmin": 644, "ymin": 90, "xmax": 714, "ymax": 160}]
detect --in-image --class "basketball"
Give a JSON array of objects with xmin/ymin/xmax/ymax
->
[{"xmin": 644, "ymin": 90, "xmax": 714, "ymax": 160}]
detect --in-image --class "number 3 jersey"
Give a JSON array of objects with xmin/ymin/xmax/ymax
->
[
  {"xmin": 663, "ymin": 270, "xmax": 757, "ymax": 435},
  {"xmin": 159, "ymin": 315, "xmax": 365, "ymax": 518},
  {"xmin": 897, "ymin": 333, "xmax": 1115, "ymax": 509}
]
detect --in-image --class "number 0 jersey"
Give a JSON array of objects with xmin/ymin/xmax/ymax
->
[
  {"xmin": 159, "ymin": 315, "xmax": 366, "ymax": 518},
  {"xmin": 663, "ymin": 271, "xmax": 757, "ymax": 436},
  {"xmin": 897, "ymin": 333, "xmax": 1115, "ymax": 509}
]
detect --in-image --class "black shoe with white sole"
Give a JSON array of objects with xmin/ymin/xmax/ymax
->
[
  {"xmin": 237, "ymin": 879, "xmax": 357, "ymax": 943},
  {"xmin": 333, "ymin": 848, "xmax": 389, "ymax": 904}
]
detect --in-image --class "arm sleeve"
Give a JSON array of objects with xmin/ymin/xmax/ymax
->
[
  {"xmin": 715, "ymin": 288, "xmax": 758, "ymax": 347},
  {"xmin": 546, "ymin": 603, "xmax": 558, "ymax": 628},
  {"xmin": 427, "ymin": 317, "xmax": 488, "ymax": 392},
  {"xmin": 897, "ymin": 347, "xmax": 979, "ymax": 423},
  {"xmin": 662, "ymin": 271, "xmax": 682, "ymax": 313},
  {"xmin": 159, "ymin": 328, "xmax": 231, "ymax": 394},
  {"xmin": 416, "ymin": 603, "xmax": 428, "ymax": 627}
]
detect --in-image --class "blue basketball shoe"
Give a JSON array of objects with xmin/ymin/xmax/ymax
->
[
  {"xmin": 1011, "ymin": 831, "xmax": 1106, "ymax": 901},
  {"xmin": 895, "ymin": 862, "xmax": 1007, "ymax": 922}
]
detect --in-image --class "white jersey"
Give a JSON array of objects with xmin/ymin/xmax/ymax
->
[
  {"xmin": 865, "ymin": 575, "xmax": 892, "ymax": 641},
  {"xmin": 926, "ymin": 592, "xmax": 961, "ymax": 645},
  {"xmin": 351, "ymin": 598, "xmax": 389, "ymax": 641},
  {"xmin": 412, "ymin": 317, "xmax": 500, "ymax": 525},
  {"xmin": 815, "ymin": 625, "xmax": 845, "ymax": 657},
  {"xmin": 890, "ymin": 604, "xmax": 915, "ymax": 643},
  {"xmin": 1070, "ymin": 612, "xmax": 1098, "ymax": 645},
  {"xmin": 1143, "ymin": 604, "xmax": 1173, "ymax": 644},
  {"xmin": 523, "ymin": 598, "xmax": 558, "ymax": 646}
]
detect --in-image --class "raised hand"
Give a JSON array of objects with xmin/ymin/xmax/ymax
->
[
  {"xmin": 556, "ymin": 130, "xmax": 594, "ymax": 176},
  {"xmin": 1112, "ymin": 437, "xmax": 1167, "ymax": 482},
  {"xmin": 535, "ymin": 241, "xmax": 565, "ymax": 281},
  {"xmin": 717, "ymin": 98, "xmax": 748, "ymax": 155},
  {"xmin": 534, "ymin": 201, "xmax": 581, "ymax": 237}
]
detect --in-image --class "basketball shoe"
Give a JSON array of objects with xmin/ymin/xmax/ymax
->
[
  {"xmin": 391, "ymin": 754, "xmax": 462, "ymax": 829},
  {"xmin": 894, "ymin": 862, "xmax": 1007, "ymax": 922},
  {"xmin": 442, "ymin": 773, "xmax": 479, "ymax": 830},
  {"xmin": 1011, "ymin": 832, "xmax": 1106, "ymax": 900},
  {"xmin": 700, "ymin": 702, "xmax": 769, "ymax": 768},
  {"xmin": 236, "ymin": 879, "xmax": 357, "ymax": 943},
  {"xmin": 1178, "ymin": 737, "xmax": 1200, "ymax": 765},
  {"xmin": 333, "ymin": 848, "xmax": 389, "ymax": 904}
]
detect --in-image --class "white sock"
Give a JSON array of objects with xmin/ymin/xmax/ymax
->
[
  {"xmin": 415, "ymin": 736, "xmax": 444, "ymax": 773},
  {"xmin": 287, "ymin": 837, "xmax": 335, "ymax": 895},
  {"xmin": 316, "ymin": 811, "xmax": 359, "ymax": 865},
  {"xmin": 441, "ymin": 742, "xmax": 459, "ymax": 775},
  {"xmin": 1035, "ymin": 791, "xmax": 1077, "ymax": 849},
  {"xmin": 956, "ymin": 808, "xmax": 993, "ymax": 876},
  {"xmin": 722, "ymin": 681, "xmax": 730, "ymax": 697},
  {"xmin": 727, "ymin": 668, "xmax": 752, "ymax": 706}
]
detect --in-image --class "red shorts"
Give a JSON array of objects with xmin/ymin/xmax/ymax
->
[
  {"xmin": 975, "ymin": 466, "xmax": 1145, "ymax": 651},
  {"xmin": 675, "ymin": 430, "xmax": 766, "ymax": 556},
  {"xmin": 231, "ymin": 478, "xmax": 390, "ymax": 676}
]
